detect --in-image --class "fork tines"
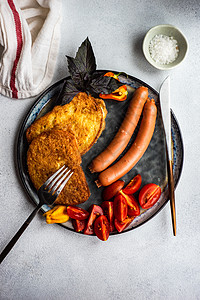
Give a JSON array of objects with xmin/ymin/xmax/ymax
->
[{"xmin": 45, "ymin": 165, "xmax": 73, "ymax": 195}]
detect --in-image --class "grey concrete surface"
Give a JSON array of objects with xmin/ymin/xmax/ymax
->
[{"xmin": 1, "ymin": 1, "xmax": 200, "ymax": 299}]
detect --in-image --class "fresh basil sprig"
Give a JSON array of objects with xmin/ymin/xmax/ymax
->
[{"xmin": 60, "ymin": 37, "xmax": 123, "ymax": 104}]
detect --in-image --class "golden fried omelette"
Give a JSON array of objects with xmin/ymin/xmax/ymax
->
[
  {"xmin": 27, "ymin": 127, "xmax": 90, "ymax": 206},
  {"xmin": 26, "ymin": 92, "xmax": 107, "ymax": 155}
]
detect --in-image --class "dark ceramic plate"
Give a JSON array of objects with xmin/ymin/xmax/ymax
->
[{"xmin": 16, "ymin": 71, "xmax": 184, "ymax": 235}]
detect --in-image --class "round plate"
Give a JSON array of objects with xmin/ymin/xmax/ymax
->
[{"xmin": 16, "ymin": 71, "xmax": 184, "ymax": 235}]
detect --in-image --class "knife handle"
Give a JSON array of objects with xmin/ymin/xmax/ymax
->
[{"xmin": 168, "ymin": 159, "xmax": 176, "ymax": 236}]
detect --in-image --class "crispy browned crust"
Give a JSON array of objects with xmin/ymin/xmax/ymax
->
[
  {"xmin": 26, "ymin": 92, "xmax": 107, "ymax": 155},
  {"xmin": 27, "ymin": 127, "xmax": 90, "ymax": 206}
]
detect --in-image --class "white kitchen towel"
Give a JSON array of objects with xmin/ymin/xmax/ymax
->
[{"xmin": 0, "ymin": 0, "xmax": 62, "ymax": 99}]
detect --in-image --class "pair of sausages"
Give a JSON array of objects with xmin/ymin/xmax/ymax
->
[{"xmin": 89, "ymin": 86, "xmax": 157, "ymax": 187}]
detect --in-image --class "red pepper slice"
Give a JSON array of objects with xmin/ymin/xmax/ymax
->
[
  {"xmin": 84, "ymin": 205, "xmax": 103, "ymax": 235},
  {"xmin": 99, "ymin": 86, "xmax": 128, "ymax": 101},
  {"xmin": 99, "ymin": 72, "xmax": 128, "ymax": 101},
  {"xmin": 122, "ymin": 174, "xmax": 142, "ymax": 195},
  {"xmin": 104, "ymin": 72, "xmax": 119, "ymax": 80},
  {"xmin": 139, "ymin": 183, "xmax": 161, "ymax": 209}
]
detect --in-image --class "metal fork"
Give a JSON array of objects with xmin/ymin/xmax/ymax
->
[{"xmin": 0, "ymin": 165, "xmax": 73, "ymax": 264}]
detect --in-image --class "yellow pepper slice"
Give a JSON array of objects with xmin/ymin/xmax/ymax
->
[{"xmin": 43, "ymin": 206, "xmax": 69, "ymax": 224}]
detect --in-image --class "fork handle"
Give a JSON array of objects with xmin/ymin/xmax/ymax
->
[{"xmin": 0, "ymin": 204, "xmax": 41, "ymax": 264}]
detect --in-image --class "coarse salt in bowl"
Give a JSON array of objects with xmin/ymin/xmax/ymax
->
[{"xmin": 142, "ymin": 24, "xmax": 188, "ymax": 70}]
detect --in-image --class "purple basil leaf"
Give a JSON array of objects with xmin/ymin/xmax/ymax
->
[
  {"xmin": 75, "ymin": 37, "xmax": 96, "ymax": 75},
  {"xmin": 66, "ymin": 37, "xmax": 96, "ymax": 88},
  {"xmin": 60, "ymin": 79, "xmax": 81, "ymax": 105},
  {"xmin": 88, "ymin": 74, "xmax": 123, "ymax": 95},
  {"xmin": 66, "ymin": 56, "xmax": 87, "ymax": 89}
]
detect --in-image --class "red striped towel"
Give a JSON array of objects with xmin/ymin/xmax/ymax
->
[{"xmin": 0, "ymin": 0, "xmax": 62, "ymax": 99}]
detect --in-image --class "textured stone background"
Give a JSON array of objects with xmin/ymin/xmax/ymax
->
[{"xmin": 1, "ymin": 1, "xmax": 200, "ymax": 299}]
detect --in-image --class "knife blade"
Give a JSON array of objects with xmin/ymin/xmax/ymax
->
[{"xmin": 159, "ymin": 76, "xmax": 176, "ymax": 236}]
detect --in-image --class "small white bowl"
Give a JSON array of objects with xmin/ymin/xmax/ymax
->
[{"xmin": 143, "ymin": 24, "xmax": 188, "ymax": 70}]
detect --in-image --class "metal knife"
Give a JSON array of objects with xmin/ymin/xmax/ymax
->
[{"xmin": 159, "ymin": 76, "xmax": 176, "ymax": 236}]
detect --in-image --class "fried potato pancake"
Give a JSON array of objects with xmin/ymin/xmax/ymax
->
[
  {"xmin": 26, "ymin": 92, "xmax": 107, "ymax": 155},
  {"xmin": 27, "ymin": 127, "xmax": 90, "ymax": 206}
]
